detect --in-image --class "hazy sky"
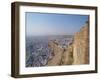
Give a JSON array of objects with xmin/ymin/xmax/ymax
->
[{"xmin": 26, "ymin": 12, "xmax": 88, "ymax": 36}]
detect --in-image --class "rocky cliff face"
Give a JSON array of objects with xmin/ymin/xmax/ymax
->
[
  {"xmin": 47, "ymin": 22, "xmax": 89, "ymax": 65},
  {"xmin": 73, "ymin": 23, "xmax": 89, "ymax": 64},
  {"xmin": 47, "ymin": 41, "xmax": 64, "ymax": 66},
  {"xmin": 61, "ymin": 43, "xmax": 73, "ymax": 65}
]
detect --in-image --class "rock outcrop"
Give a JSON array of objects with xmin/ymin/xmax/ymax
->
[
  {"xmin": 47, "ymin": 41, "xmax": 64, "ymax": 66},
  {"xmin": 47, "ymin": 22, "xmax": 89, "ymax": 65},
  {"xmin": 61, "ymin": 43, "xmax": 73, "ymax": 65},
  {"xmin": 73, "ymin": 23, "xmax": 89, "ymax": 64}
]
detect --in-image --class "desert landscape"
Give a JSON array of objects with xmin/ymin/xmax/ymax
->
[
  {"xmin": 25, "ymin": 12, "xmax": 89, "ymax": 67},
  {"xmin": 26, "ymin": 22, "xmax": 89, "ymax": 67}
]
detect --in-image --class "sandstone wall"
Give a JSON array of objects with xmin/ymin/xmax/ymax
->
[{"xmin": 73, "ymin": 23, "xmax": 89, "ymax": 64}]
